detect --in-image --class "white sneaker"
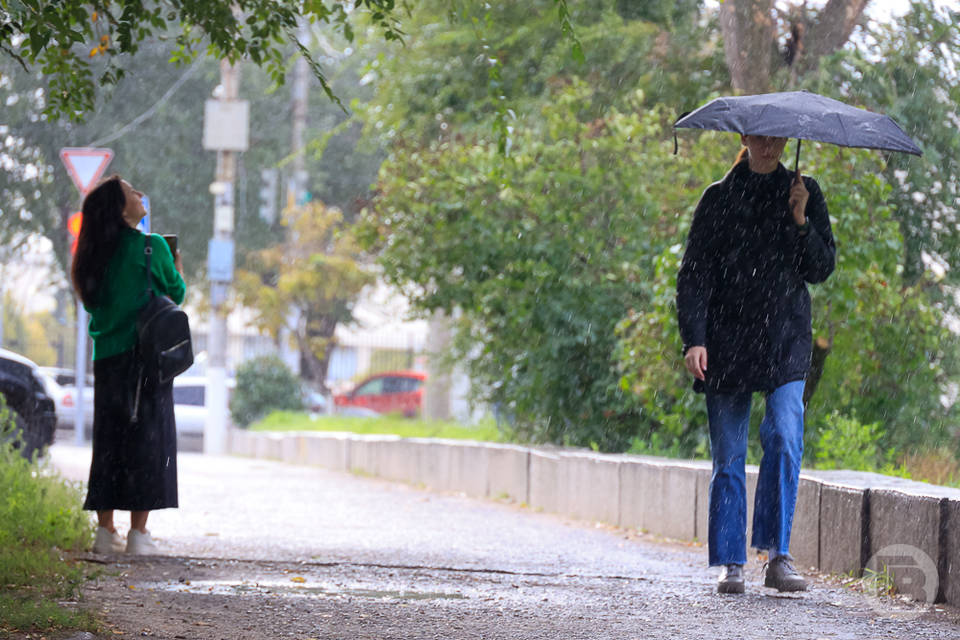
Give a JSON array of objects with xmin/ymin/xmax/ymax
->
[
  {"xmin": 92, "ymin": 526, "xmax": 125, "ymax": 554},
  {"xmin": 126, "ymin": 529, "xmax": 160, "ymax": 555}
]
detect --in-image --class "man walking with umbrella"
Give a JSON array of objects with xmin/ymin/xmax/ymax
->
[
  {"xmin": 674, "ymin": 90, "xmax": 920, "ymax": 594},
  {"xmin": 677, "ymin": 133, "xmax": 835, "ymax": 593}
]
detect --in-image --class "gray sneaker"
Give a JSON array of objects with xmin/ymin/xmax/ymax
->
[
  {"xmin": 717, "ymin": 564, "xmax": 745, "ymax": 594},
  {"xmin": 764, "ymin": 554, "xmax": 808, "ymax": 592}
]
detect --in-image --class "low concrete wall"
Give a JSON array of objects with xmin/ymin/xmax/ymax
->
[{"xmin": 229, "ymin": 428, "xmax": 960, "ymax": 606}]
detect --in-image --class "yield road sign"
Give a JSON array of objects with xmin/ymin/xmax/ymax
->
[{"xmin": 60, "ymin": 147, "xmax": 114, "ymax": 194}]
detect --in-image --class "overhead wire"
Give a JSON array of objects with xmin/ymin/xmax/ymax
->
[{"xmin": 86, "ymin": 57, "xmax": 206, "ymax": 147}]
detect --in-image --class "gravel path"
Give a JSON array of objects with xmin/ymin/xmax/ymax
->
[{"xmin": 40, "ymin": 443, "xmax": 960, "ymax": 639}]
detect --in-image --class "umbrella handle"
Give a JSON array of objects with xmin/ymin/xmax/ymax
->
[
  {"xmin": 794, "ymin": 138, "xmax": 802, "ymax": 178},
  {"xmin": 672, "ymin": 111, "xmax": 691, "ymax": 156}
]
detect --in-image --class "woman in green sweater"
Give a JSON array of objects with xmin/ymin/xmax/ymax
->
[{"xmin": 71, "ymin": 175, "xmax": 186, "ymax": 555}]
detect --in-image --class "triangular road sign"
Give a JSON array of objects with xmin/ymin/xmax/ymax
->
[{"xmin": 60, "ymin": 147, "xmax": 114, "ymax": 195}]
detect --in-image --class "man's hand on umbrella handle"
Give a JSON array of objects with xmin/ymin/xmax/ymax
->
[
  {"xmin": 789, "ymin": 171, "xmax": 809, "ymax": 226},
  {"xmin": 684, "ymin": 346, "xmax": 707, "ymax": 381}
]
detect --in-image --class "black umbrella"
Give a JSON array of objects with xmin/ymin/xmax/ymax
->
[{"xmin": 673, "ymin": 90, "xmax": 922, "ymax": 174}]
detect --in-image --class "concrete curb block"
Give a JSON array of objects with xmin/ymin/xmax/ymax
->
[
  {"xmin": 485, "ymin": 444, "xmax": 529, "ymax": 503},
  {"xmin": 869, "ymin": 489, "xmax": 942, "ymax": 603},
  {"xmin": 941, "ymin": 499, "xmax": 960, "ymax": 606},
  {"xmin": 528, "ymin": 450, "xmax": 564, "ymax": 514},
  {"xmin": 228, "ymin": 428, "xmax": 960, "ymax": 606},
  {"xmin": 621, "ymin": 460, "xmax": 701, "ymax": 540},
  {"xmin": 818, "ymin": 483, "xmax": 867, "ymax": 576},
  {"xmin": 792, "ymin": 476, "xmax": 821, "ymax": 569},
  {"xmin": 303, "ymin": 432, "xmax": 351, "ymax": 472},
  {"xmin": 561, "ymin": 452, "xmax": 620, "ymax": 526}
]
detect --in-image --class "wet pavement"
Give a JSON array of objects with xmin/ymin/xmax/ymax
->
[{"xmin": 49, "ymin": 443, "xmax": 960, "ymax": 639}]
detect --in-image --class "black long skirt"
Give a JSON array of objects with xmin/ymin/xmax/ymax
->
[{"xmin": 83, "ymin": 349, "xmax": 178, "ymax": 511}]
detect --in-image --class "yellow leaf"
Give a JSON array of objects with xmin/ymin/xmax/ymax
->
[{"xmin": 290, "ymin": 576, "xmax": 306, "ymax": 583}]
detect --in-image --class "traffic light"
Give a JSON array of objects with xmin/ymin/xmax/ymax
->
[{"xmin": 259, "ymin": 168, "xmax": 278, "ymax": 224}]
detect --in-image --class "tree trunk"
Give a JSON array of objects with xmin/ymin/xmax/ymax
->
[
  {"xmin": 720, "ymin": 0, "xmax": 871, "ymax": 93},
  {"xmin": 719, "ymin": 0, "xmax": 776, "ymax": 94},
  {"xmin": 803, "ymin": 336, "xmax": 832, "ymax": 407},
  {"xmin": 297, "ymin": 311, "xmax": 338, "ymax": 392},
  {"xmin": 798, "ymin": 0, "xmax": 871, "ymax": 75}
]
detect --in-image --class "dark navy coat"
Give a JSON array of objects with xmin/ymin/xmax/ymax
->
[{"xmin": 677, "ymin": 160, "xmax": 836, "ymax": 394}]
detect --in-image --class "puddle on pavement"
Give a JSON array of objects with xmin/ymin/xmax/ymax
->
[{"xmin": 150, "ymin": 580, "xmax": 466, "ymax": 601}]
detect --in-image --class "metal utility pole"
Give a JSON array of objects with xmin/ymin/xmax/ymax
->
[
  {"xmin": 291, "ymin": 22, "xmax": 309, "ymax": 207},
  {"xmin": 203, "ymin": 59, "xmax": 248, "ymax": 454},
  {"xmin": 277, "ymin": 20, "xmax": 311, "ymax": 377}
]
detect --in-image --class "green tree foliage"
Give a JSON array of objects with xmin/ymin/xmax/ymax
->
[
  {"xmin": 1, "ymin": 292, "xmax": 57, "ymax": 365},
  {"xmin": 359, "ymin": 0, "xmax": 726, "ymax": 149},
  {"xmin": 362, "ymin": 81, "xmax": 719, "ymax": 450},
  {"xmin": 230, "ymin": 354, "xmax": 304, "ymax": 427},
  {"xmin": 812, "ymin": 411, "xmax": 885, "ymax": 471},
  {"xmin": 804, "ymin": 0, "xmax": 960, "ymax": 287},
  {"xmin": 361, "ymin": 0, "xmax": 960, "ymax": 461},
  {"xmin": 805, "ymin": 153, "xmax": 960, "ymax": 456},
  {"xmin": 235, "ymin": 202, "xmax": 374, "ymax": 388},
  {"xmin": 0, "ymin": 33, "xmax": 382, "ymax": 302},
  {"xmin": 0, "ymin": 0, "xmax": 406, "ymax": 119},
  {"xmin": 614, "ymin": 0, "xmax": 702, "ymax": 27},
  {"xmin": 0, "ymin": 40, "xmax": 220, "ymax": 281}
]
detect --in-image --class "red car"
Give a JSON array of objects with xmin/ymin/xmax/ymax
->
[{"xmin": 333, "ymin": 370, "xmax": 427, "ymax": 417}]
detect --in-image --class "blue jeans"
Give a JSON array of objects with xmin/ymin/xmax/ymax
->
[{"xmin": 705, "ymin": 380, "xmax": 805, "ymax": 566}]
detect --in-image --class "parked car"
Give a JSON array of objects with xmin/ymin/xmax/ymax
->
[
  {"xmin": 40, "ymin": 367, "xmax": 95, "ymax": 433},
  {"xmin": 0, "ymin": 349, "xmax": 57, "ymax": 460},
  {"xmin": 172, "ymin": 375, "xmax": 236, "ymax": 436},
  {"xmin": 333, "ymin": 370, "xmax": 427, "ymax": 417}
]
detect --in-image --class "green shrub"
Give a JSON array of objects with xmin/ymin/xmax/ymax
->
[
  {"xmin": 0, "ymin": 395, "xmax": 95, "ymax": 634},
  {"xmin": 811, "ymin": 411, "xmax": 886, "ymax": 471},
  {"xmin": 230, "ymin": 355, "xmax": 304, "ymax": 428}
]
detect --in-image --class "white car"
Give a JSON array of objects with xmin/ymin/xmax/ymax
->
[
  {"xmin": 173, "ymin": 375, "xmax": 236, "ymax": 436},
  {"xmin": 40, "ymin": 367, "xmax": 95, "ymax": 433}
]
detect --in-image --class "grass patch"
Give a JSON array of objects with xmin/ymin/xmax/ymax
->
[
  {"xmin": 0, "ymin": 397, "xmax": 97, "ymax": 636},
  {"xmin": 0, "ymin": 593, "xmax": 98, "ymax": 633},
  {"xmin": 250, "ymin": 411, "xmax": 503, "ymax": 442}
]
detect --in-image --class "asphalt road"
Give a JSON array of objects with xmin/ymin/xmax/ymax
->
[{"xmin": 49, "ymin": 443, "xmax": 960, "ymax": 640}]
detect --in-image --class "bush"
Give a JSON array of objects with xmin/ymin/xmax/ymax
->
[
  {"xmin": 811, "ymin": 411, "xmax": 885, "ymax": 471},
  {"xmin": 0, "ymin": 395, "xmax": 95, "ymax": 634},
  {"xmin": 230, "ymin": 355, "xmax": 304, "ymax": 428}
]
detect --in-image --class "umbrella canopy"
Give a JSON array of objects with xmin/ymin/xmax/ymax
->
[{"xmin": 673, "ymin": 91, "xmax": 922, "ymax": 168}]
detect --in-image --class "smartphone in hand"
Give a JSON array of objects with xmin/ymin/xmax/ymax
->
[{"xmin": 162, "ymin": 234, "xmax": 178, "ymax": 255}]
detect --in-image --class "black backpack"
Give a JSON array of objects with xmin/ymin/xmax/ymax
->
[{"xmin": 136, "ymin": 235, "xmax": 193, "ymax": 386}]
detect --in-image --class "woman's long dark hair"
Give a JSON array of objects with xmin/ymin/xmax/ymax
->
[{"xmin": 71, "ymin": 175, "xmax": 127, "ymax": 307}]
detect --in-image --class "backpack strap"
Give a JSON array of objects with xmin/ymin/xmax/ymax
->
[{"xmin": 143, "ymin": 234, "xmax": 155, "ymax": 299}]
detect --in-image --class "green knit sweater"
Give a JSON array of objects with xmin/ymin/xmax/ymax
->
[{"xmin": 85, "ymin": 227, "xmax": 186, "ymax": 361}]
